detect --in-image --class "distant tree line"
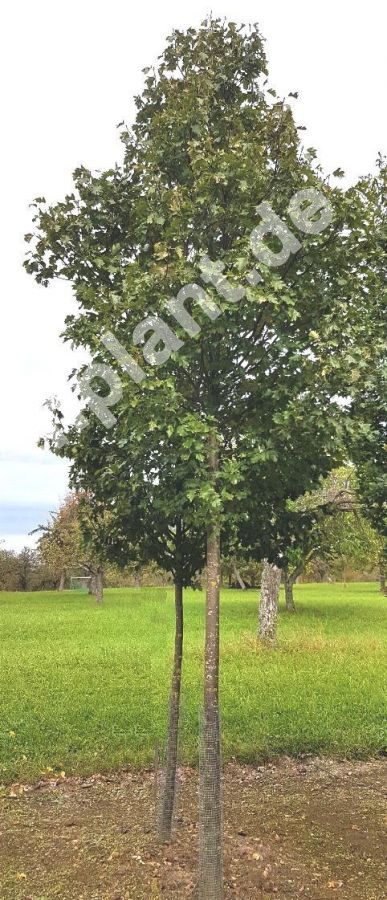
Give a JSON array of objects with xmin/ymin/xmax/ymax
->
[
  {"xmin": 0, "ymin": 545, "xmax": 54, "ymax": 592},
  {"xmin": 0, "ymin": 539, "xmax": 171, "ymax": 593}
]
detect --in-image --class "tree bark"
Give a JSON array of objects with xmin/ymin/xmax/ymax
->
[
  {"xmin": 283, "ymin": 569, "xmax": 296, "ymax": 612},
  {"xmin": 158, "ymin": 580, "xmax": 184, "ymax": 842},
  {"xmin": 95, "ymin": 568, "xmax": 104, "ymax": 603},
  {"xmin": 258, "ymin": 560, "xmax": 281, "ymax": 643},
  {"xmin": 199, "ymin": 433, "xmax": 223, "ymax": 900},
  {"xmin": 58, "ymin": 570, "xmax": 66, "ymax": 591}
]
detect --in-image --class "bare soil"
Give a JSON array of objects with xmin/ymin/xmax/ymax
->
[{"xmin": 0, "ymin": 758, "xmax": 386, "ymax": 899}]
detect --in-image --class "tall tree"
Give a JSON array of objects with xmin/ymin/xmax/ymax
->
[{"xmin": 25, "ymin": 20, "xmax": 383, "ymax": 896}]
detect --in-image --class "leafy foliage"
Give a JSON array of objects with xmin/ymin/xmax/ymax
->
[{"xmin": 26, "ymin": 20, "xmax": 385, "ymax": 572}]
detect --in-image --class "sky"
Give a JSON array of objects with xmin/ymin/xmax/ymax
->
[{"xmin": 0, "ymin": 0, "xmax": 386, "ymax": 550}]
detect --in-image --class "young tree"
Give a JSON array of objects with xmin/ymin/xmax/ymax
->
[{"xmin": 25, "ymin": 20, "xmax": 383, "ymax": 896}]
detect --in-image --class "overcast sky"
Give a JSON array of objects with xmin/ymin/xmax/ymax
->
[{"xmin": 1, "ymin": 0, "xmax": 386, "ymax": 550}]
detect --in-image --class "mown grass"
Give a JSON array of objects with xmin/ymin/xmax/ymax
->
[{"xmin": 0, "ymin": 583, "xmax": 385, "ymax": 783}]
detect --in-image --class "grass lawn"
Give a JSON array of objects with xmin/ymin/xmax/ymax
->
[{"xmin": 0, "ymin": 583, "xmax": 385, "ymax": 783}]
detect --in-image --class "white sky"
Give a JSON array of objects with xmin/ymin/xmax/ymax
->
[{"xmin": 0, "ymin": 0, "xmax": 386, "ymax": 550}]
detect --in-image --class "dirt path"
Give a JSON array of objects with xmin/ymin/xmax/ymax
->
[{"xmin": 0, "ymin": 758, "xmax": 386, "ymax": 899}]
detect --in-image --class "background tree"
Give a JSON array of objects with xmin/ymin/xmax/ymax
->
[
  {"xmin": 35, "ymin": 492, "xmax": 107, "ymax": 600},
  {"xmin": 35, "ymin": 494, "xmax": 82, "ymax": 590},
  {"xmin": 283, "ymin": 468, "xmax": 381, "ymax": 606},
  {"xmin": 235, "ymin": 436, "xmax": 349, "ymax": 632},
  {"xmin": 0, "ymin": 544, "xmax": 19, "ymax": 591}
]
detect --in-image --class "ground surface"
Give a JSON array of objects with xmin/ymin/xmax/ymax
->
[
  {"xmin": 0, "ymin": 758, "xmax": 386, "ymax": 899},
  {"xmin": 0, "ymin": 584, "xmax": 386, "ymax": 783}
]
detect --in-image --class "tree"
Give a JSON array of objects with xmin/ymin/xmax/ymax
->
[
  {"xmin": 25, "ymin": 20, "xmax": 384, "ymax": 897},
  {"xmin": 16, "ymin": 547, "xmax": 38, "ymax": 591},
  {"xmin": 35, "ymin": 492, "xmax": 108, "ymax": 601},
  {"xmin": 0, "ymin": 545, "xmax": 22, "ymax": 591},
  {"xmin": 235, "ymin": 423, "xmax": 348, "ymax": 633},
  {"xmin": 283, "ymin": 468, "xmax": 381, "ymax": 604},
  {"xmin": 280, "ymin": 468, "xmax": 357, "ymax": 610},
  {"xmin": 75, "ymin": 495, "xmax": 114, "ymax": 603},
  {"xmin": 35, "ymin": 494, "xmax": 82, "ymax": 589}
]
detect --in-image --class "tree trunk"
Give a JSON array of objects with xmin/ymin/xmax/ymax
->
[
  {"xmin": 158, "ymin": 580, "xmax": 184, "ymax": 842},
  {"xmin": 134, "ymin": 567, "xmax": 142, "ymax": 588},
  {"xmin": 232, "ymin": 565, "xmax": 246, "ymax": 590},
  {"xmin": 95, "ymin": 568, "xmax": 103, "ymax": 603},
  {"xmin": 58, "ymin": 570, "xmax": 66, "ymax": 591},
  {"xmin": 283, "ymin": 569, "xmax": 296, "ymax": 612},
  {"xmin": 258, "ymin": 560, "xmax": 281, "ymax": 643},
  {"xmin": 199, "ymin": 433, "xmax": 223, "ymax": 900}
]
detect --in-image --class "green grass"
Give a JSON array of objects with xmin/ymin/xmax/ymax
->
[{"xmin": 0, "ymin": 583, "xmax": 385, "ymax": 783}]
